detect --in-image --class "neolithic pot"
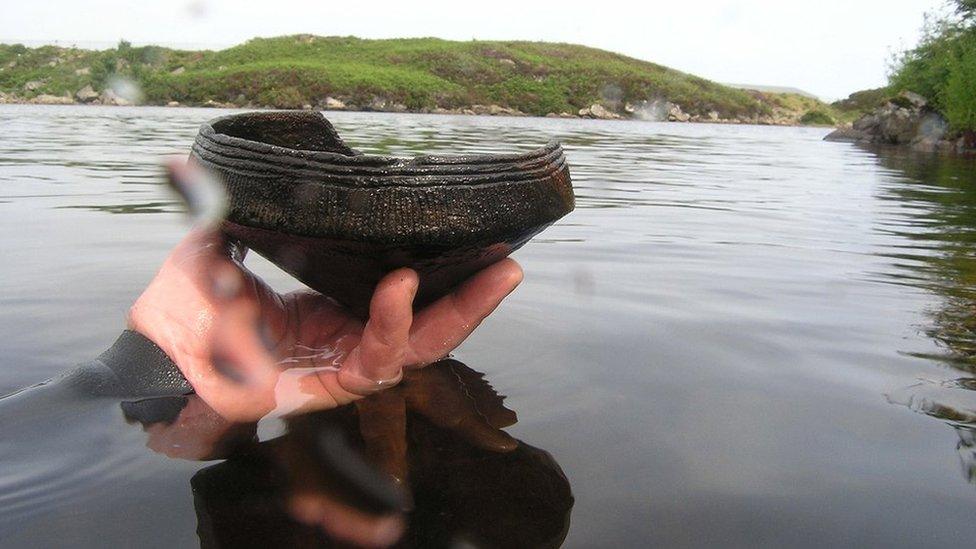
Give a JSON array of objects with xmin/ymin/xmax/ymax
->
[{"xmin": 190, "ymin": 111, "xmax": 574, "ymax": 316}]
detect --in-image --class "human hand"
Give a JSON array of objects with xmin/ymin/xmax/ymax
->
[{"xmin": 127, "ymin": 162, "xmax": 523, "ymax": 421}]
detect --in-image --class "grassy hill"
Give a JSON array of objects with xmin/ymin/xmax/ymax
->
[{"xmin": 0, "ymin": 35, "xmax": 839, "ymax": 124}]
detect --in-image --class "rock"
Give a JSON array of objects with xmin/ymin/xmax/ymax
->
[
  {"xmin": 707, "ymin": 110, "xmax": 719, "ymax": 121},
  {"xmin": 302, "ymin": 104, "xmax": 313, "ymax": 110},
  {"xmin": 499, "ymin": 58, "xmax": 516, "ymax": 67},
  {"xmin": 75, "ymin": 84, "xmax": 99, "ymax": 103},
  {"xmin": 878, "ymin": 106, "xmax": 917, "ymax": 143},
  {"xmin": 852, "ymin": 113, "xmax": 880, "ymax": 132},
  {"xmin": 589, "ymin": 103, "xmax": 611, "ymax": 119},
  {"xmin": 167, "ymin": 101, "xmax": 181, "ymax": 107},
  {"xmin": 74, "ymin": 67, "xmax": 90, "ymax": 76},
  {"xmin": 580, "ymin": 103, "xmax": 621, "ymax": 120},
  {"xmin": 202, "ymin": 99, "xmax": 234, "ymax": 108},
  {"xmin": 824, "ymin": 92, "xmax": 956, "ymax": 150},
  {"xmin": 324, "ymin": 97, "xmax": 346, "ymax": 110},
  {"xmin": 823, "ymin": 127, "xmax": 869, "ymax": 142},
  {"xmin": 390, "ymin": 102, "xmax": 408, "ymax": 113},
  {"xmin": 23, "ymin": 80, "xmax": 45, "ymax": 92},
  {"xmin": 476, "ymin": 104, "xmax": 522, "ymax": 116},
  {"xmin": 546, "ymin": 112, "xmax": 559, "ymax": 118},
  {"xmin": 899, "ymin": 90, "xmax": 927, "ymax": 109},
  {"xmin": 366, "ymin": 97, "xmax": 387, "ymax": 111},
  {"xmin": 170, "ymin": 66, "xmax": 185, "ymax": 75},
  {"xmin": 667, "ymin": 103, "xmax": 690, "ymax": 122},
  {"xmin": 32, "ymin": 94, "xmax": 74, "ymax": 105},
  {"xmin": 910, "ymin": 111, "xmax": 949, "ymax": 152}
]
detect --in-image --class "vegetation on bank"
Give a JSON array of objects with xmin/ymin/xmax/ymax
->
[
  {"xmin": 830, "ymin": 87, "xmax": 890, "ymax": 116},
  {"xmin": 888, "ymin": 0, "xmax": 976, "ymax": 132},
  {"xmin": 0, "ymin": 35, "xmax": 837, "ymax": 124}
]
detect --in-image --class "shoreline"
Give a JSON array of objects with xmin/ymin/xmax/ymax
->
[{"xmin": 0, "ymin": 97, "xmax": 820, "ymax": 128}]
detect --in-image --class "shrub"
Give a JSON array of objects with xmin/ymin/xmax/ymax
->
[
  {"xmin": 832, "ymin": 87, "xmax": 890, "ymax": 113},
  {"xmin": 256, "ymin": 86, "xmax": 306, "ymax": 108},
  {"xmin": 944, "ymin": 34, "xmax": 976, "ymax": 130},
  {"xmin": 800, "ymin": 110, "xmax": 835, "ymax": 125},
  {"xmin": 888, "ymin": 1, "xmax": 976, "ymax": 130}
]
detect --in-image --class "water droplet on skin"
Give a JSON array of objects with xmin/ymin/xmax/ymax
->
[{"xmin": 211, "ymin": 267, "xmax": 243, "ymax": 300}]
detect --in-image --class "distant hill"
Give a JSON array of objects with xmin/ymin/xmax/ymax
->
[
  {"xmin": 725, "ymin": 83, "xmax": 821, "ymax": 100},
  {"xmin": 0, "ymin": 35, "xmax": 840, "ymax": 125}
]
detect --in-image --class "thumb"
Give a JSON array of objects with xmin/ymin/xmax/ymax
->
[{"xmin": 339, "ymin": 268, "xmax": 418, "ymax": 395}]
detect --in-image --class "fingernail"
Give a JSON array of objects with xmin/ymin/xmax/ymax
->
[{"xmin": 212, "ymin": 353, "xmax": 247, "ymax": 385}]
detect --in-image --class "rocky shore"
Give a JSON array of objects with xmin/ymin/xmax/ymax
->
[
  {"xmin": 0, "ymin": 88, "xmax": 816, "ymax": 125},
  {"xmin": 824, "ymin": 91, "xmax": 976, "ymax": 153}
]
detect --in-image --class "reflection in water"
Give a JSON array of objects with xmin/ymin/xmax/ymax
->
[
  {"xmin": 873, "ymin": 148, "xmax": 976, "ymax": 484},
  {"xmin": 124, "ymin": 360, "xmax": 574, "ymax": 547},
  {"xmin": 57, "ymin": 201, "xmax": 180, "ymax": 214}
]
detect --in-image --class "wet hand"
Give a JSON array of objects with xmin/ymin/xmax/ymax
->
[{"xmin": 128, "ymin": 227, "xmax": 521, "ymax": 421}]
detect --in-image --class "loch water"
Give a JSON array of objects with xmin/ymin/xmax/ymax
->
[{"xmin": 3, "ymin": 105, "xmax": 976, "ymax": 547}]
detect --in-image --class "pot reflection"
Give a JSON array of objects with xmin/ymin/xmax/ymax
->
[{"xmin": 123, "ymin": 359, "xmax": 574, "ymax": 548}]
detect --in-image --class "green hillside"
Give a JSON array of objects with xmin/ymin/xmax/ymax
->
[{"xmin": 0, "ymin": 35, "xmax": 836, "ymax": 123}]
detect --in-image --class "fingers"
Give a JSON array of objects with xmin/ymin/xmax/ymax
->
[
  {"xmin": 338, "ymin": 269, "xmax": 418, "ymax": 394},
  {"xmin": 407, "ymin": 259, "xmax": 523, "ymax": 365}
]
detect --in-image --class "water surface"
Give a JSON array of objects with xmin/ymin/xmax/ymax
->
[{"xmin": 3, "ymin": 105, "xmax": 976, "ymax": 546}]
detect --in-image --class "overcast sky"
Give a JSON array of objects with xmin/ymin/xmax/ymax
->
[{"xmin": 0, "ymin": 0, "xmax": 949, "ymax": 99}]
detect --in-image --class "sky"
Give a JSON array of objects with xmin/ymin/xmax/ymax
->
[{"xmin": 0, "ymin": 0, "xmax": 950, "ymax": 100}]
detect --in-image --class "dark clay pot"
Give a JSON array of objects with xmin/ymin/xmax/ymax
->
[{"xmin": 190, "ymin": 111, "xmax": 575, "ymax": 317}]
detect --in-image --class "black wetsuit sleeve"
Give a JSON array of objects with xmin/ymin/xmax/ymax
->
[{"xmin": 63, "ymin": 330, "xmax": 192, "ymax": 397}]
